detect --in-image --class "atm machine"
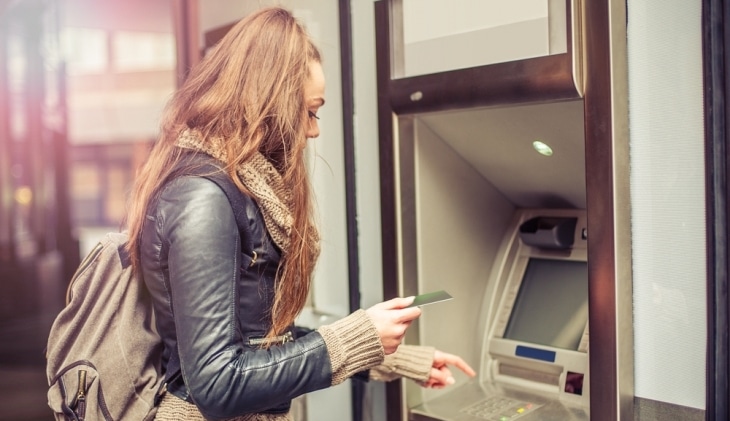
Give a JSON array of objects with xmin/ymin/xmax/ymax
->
[
  {"xmin": 409, "ymin": 208, "xmax": 589, "ymax": 421},
  {"xmin": 371, "ymin": 2, "xmax": 604, "ymax": 419}
]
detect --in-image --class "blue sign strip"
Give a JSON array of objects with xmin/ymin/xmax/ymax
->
[{"xmin": 515, "ymin": 345, "xmax": 556, "ymax": 362}]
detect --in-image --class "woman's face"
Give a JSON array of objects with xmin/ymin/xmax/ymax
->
[{"xmin": 304, "ymin": 61, "xmax": 326, "ymax": 139}]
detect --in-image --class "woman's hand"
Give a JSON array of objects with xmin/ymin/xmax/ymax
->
[
  {"xmin": 420, "ymin": 350, "xmax": 476, "ymax": 389},
  {"xmin": 366, "ymin": 297, "xmax": 421, "ymax": 354}
]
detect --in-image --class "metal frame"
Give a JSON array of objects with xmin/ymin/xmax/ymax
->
[
  {"xmin": 702, "ymin": 0, "xmax": 730, "ymax": 419},
  {"xmin": 582, "ymin": 1, "xmax": 633, "ymax": 420},
  {"xmin": 336, "ymin": 2, "xmax": 366, "ymax": 420}
]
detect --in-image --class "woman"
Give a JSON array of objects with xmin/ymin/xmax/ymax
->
[{"xmin": 125, "ymin": 7, "xmax": 474, "ymax": 421}]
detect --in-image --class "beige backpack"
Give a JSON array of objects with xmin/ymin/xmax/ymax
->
[{"xmin": 46, "ymin": 158, "xmax": 254, "ymax": 420}]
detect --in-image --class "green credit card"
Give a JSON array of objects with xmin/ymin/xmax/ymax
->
[{"xmin": 407, "ymin": 290, "xmax": 453, "ymax": 307}]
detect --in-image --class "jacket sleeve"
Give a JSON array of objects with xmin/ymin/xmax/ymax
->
[
  {"xmin": 156, "ymin": 177, "xmax": 381, "ymax": 420},
  {"xmin": 368, "ymin": 345, "xmax": 434, "ymax": 383}
]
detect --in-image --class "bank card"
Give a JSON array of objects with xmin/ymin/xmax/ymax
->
[{"xmin": 407, "ymin": 290, "xmax": 453, "ymax": 307}]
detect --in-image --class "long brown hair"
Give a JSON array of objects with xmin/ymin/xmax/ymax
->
[{"xmin": 125, "ymin": 7, "xmax": 321, "ymax": 342}]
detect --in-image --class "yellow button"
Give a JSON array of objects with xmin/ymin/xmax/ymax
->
[{"xmin": 517, "ymin": 408, "xmax": 525, "ymax": 413}]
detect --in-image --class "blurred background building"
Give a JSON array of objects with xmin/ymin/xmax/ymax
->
[{"xmin": 0, "ymin": 0, "xmax": 176, "ymax": 418}]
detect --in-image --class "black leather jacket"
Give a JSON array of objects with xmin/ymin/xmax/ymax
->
[{"xmin": 139, "ymin": 172, "xmax": 332, "ymax": 420}]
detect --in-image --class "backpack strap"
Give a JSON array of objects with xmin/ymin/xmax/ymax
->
[
  {"xmin": 189, "ymin": 162, "xmax": 256, "ymax": 260},
  {"xmin": 170, "ymin": 152, "xmax": 256, "ymax": 258}
]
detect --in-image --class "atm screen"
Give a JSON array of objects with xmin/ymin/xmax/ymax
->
[{"xmin": 504, "ymin": 258, "xmax": 588, "ymax": 350}]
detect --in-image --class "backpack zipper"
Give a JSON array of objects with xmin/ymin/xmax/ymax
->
[{"xmin": 75, "ymin": 369, "xmax": 87, "ymax": 420}]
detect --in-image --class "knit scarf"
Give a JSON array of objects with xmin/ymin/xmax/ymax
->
[{"xmin": 176, "ymin": 129, "xmax": 319, "ymax": 258}]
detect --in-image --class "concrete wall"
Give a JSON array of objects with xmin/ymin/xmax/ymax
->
[{"xmin": 628, "ymin": 0, "xmax": 706, "ymax": 411}]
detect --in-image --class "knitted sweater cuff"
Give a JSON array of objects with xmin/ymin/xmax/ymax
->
[
  {"xmin": 369, "ymin": 344, "xmax": 435, "ymax": 383},
  {"xmin": 318, "ymin": 309, "xmax": 384, "ymax": 386}
]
